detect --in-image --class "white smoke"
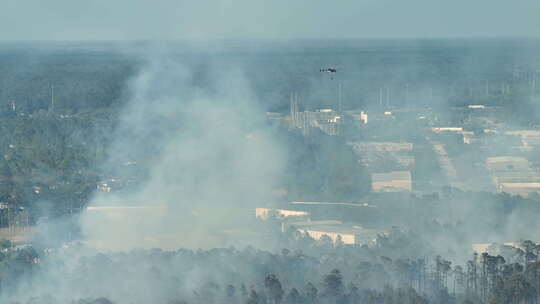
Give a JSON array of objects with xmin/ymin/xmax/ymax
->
[{"xmin": 80, "ymin": 47, "xmax": 285, "ymax": 250}]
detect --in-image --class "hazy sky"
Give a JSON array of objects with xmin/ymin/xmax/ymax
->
[{"xmin": 2, "ymin": 0, "xmax": 539, "ymax": 40}]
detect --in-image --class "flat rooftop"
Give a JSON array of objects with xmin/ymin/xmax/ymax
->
[
  {"xmin": 371, "ymin": 171, "xmax": 411, "ymax": 182},
  {"xmin": 86, "ymin": 206, "xmax": 167, "ymax": 211},
  {"xmin": 486, "ymin": 156, "xmax": 528, "ymax": 163},
  {"xmin": 290, "ymin": 201, "xmax": 371, "ymax": 207}
]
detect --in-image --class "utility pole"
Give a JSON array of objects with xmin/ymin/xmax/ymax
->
[
  {"xmin": 338, "ymin": 83, "xmax": 342, "ymax": 113},
  {"xmin": 379, "ymin": 87, "xmax": 383, "ymax": 110},
  {"xmin": 290, "ymin": 92, "xmax": 297, "ymax": 128},
  {"xmin": 295, "ymin": 92, "xmax": 300, "ymax": 127},
  {"xmin": 50, "ymin": 85, "xmax": 55, "ymax": 113},
  {"xmin": 7, "ymin": 206, "xmax": 12, "ymax": 248},
  {"xmin": 386, "ymin": 87, "xmax": 390, "ymax": 108},
  {"xmin": 405, "ymin": 84, "xmax": 409, "ymax": 106},
  {"xmin": 289, "ymin": 92, "xmax": 301, "ymax": 129}
]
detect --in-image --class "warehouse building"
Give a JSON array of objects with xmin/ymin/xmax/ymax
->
[
  {"xmin": 255, "ymin": 208, "xmax": 309, "ymax": 220},
  {"xmin": 485, "ymin": 156, "xmax": 530, "ymax": 171},
  {"xmin": 291, "ymin": 220, "xmax": 384, "ymax": 246},
  {"xmin": 371, "ymin": 171, "xmax": 412, "ymax": 192}
]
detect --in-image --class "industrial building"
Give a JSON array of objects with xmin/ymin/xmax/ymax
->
[
  {"xmin": 291, "ymin": 220, "xmax": 384, "ymax": 246},
  {"xmin": 485, "ymin": 156, "xmax": 530, "ymax": 171},
  {"xmin": 283, "ymin": 201, "xmax": 376, "ymax": 224},
  {"xmin": 502, "ymin": 130, "xmax": 540, "ymax": 150},
  {"xmin": 371, "ymin": 171, "xmax": 412, "ymax": 192},
  {"xmin": 431, "ymin": 127, "xmax": 464, "ymax": 133},
  {"xmin": 289, "ymin": 201, "xmax": 370, "ymax": 207},
  {"xmin": 431, "ymin": 127, "xmax": 477, "ymax": 144},
  {"xmin": 471, "ymin": 242, "xmax": 535, "ymax": 255},
  {"xmin": 483, "ymin": 156, "xmax": 540, "ymax": 196},
  {"xmin": 497, "ymin": 183, "xmax": 540, "ymax": 197},
  {"xmin": 255, "ymin": 208, "xmax": 309, "ymax": 220},
  {"xmin": 491, "ymin": 171, "xmax": 540, "ymax": 184},
  {"xmin": 352, "ymin": 142, "xmax": 413, "ymax": 152}
]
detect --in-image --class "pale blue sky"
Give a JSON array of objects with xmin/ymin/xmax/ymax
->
[{"xmin": 2, "ymin": 0, "xmax": 539, "ymax": 40}]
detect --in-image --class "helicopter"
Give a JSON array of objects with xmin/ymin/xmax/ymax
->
[{"xmin": 319, "ymin": 68, "xmax": 337, "ymax": 73}]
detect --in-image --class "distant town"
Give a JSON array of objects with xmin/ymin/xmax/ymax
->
[{"xmin": 255, "ymin": 75, "xmax": 540, "ymax": 253}]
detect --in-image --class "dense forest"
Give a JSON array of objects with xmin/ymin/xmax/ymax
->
[
  {"xmin": 2, "ymin": 235, "xmax": 540, "ymax": 303},
  {"xmin": 0, "ymin": 110, "xmax": 115, "ymax": 220},
  {"xmin": 1, "ymin": 40, "xmax": 539, "ymax": 114}
]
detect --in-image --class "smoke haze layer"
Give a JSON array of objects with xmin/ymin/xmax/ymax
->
[{"xmin": 80, "ymin": 48, "xmax": 285, "ymax": 250}]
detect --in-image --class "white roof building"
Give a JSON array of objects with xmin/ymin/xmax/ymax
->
[
  {"xmin": 498, "ymin": 183, "xmax": 540, "ymax": 197},
  {"xmin": 255, "ymin": 208, "xmax": 310, "ymax": 220},
  {"xmin": 486, "ymin": 156, "xmax": 530, "ymax": 171},
  {"xmin": 371, "ymin": 171, "xmax": 412, "ymax": 192},
  {"xmin": 293, "ymin": 221, "xmax": 385, "ymax": 246}
]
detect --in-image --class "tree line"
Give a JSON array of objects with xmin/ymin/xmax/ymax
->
[{"xmin": 1, "ymin": 234, "xmax": 540, "ymax": 303}]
